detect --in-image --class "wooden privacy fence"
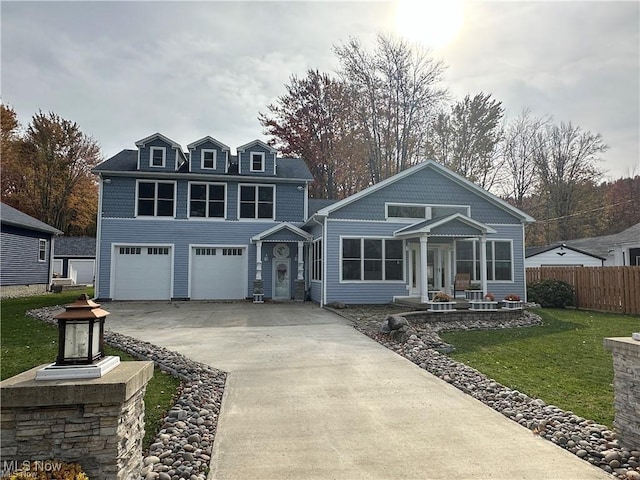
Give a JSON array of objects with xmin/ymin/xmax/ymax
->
[{"xmin": 526, "ymin": 266, "xmax": 640, "ymax": 315}]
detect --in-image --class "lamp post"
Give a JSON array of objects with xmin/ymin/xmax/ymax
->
[{"xmin": 36, "ymin": 294, "xmax": 120, "ymax": 380}]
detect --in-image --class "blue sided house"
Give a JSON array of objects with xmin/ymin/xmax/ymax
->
[{"xmin": 93, "ymin": 132, "xmax": 534, "ymax": 305}]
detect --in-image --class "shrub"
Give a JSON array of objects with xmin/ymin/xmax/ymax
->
[
  {"xmin": 527, "ymin": 279, "xmax": 574, "ymax": 308},
  {"xmin": 484, "ymin": 292, "xmax": 495, "ymax": 301},
  {"xmin": 432, "ymin": 291, "xmax": 452, "ymax": 302},
  {"xmin": 503, "ymin": 293, "xmax": 521, "ymax": 301}
]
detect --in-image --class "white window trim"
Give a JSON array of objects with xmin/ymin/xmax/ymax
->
[
  {"xmin": 310, "ymin": 238, "xmax": 323, "ymax": 282},
  {"xmin": 187, "ymin": 182, "xmax": 227, "ymax": 220},
  {"xmin": 135, "ymin": 180, "xmax": 177, "ymax": 218},
  {"xmin": 249, "ymin": 152, "xmax": 265, "ymax": 172},
  {"xmin": 38, "ymin": 239, "xmax": 47, "ymax": 262},
  {"xmin": 385, "ymin": 202, "xmax": 471, "ymax": 222},
  {"xmin": 455, "ymin": 238, "xmax": 514, "ymax": 283},
  {"xmin": 201, "ymin": 149, "xmax": 217, "ymax": 170},
  {"xmin": 150, "ymin": 146, "xmax": 166, "ymax": 168},
  {"xmin": 339, "ymin": 236, "xmax": 405, "ymax": 283},
  {"xmin": 238, "ymin": 184, "xmax": 276, "ymax": 221}
]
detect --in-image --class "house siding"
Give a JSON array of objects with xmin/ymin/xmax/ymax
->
[
  {"xmin": 430, "ymin": 219, "xmax": 484, "ymax": 236},
  {"xmin": 0, "ymin": 225, "xmax": 51, "ymax": 286},
  {"xmin": 324, "ymin": 220, "xmax": 409, "ymax": 304},
  {"xmin": 97, "ymin": 219, "xmax": 293, "ymax": 299},
  {"xmin": 330, "ymin": 165, "xmax": 521, "ymax": 224}
]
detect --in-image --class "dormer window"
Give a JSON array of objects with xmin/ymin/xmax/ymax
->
[
  {"xmin": 250, "ymin": 152, "xmax": 265, "ymax": 172},
  {"xmin": 150, "ymin": 147, "xmax": 166, "ymax": 167},
  {"xmin": 201, "ymin": 149, "xmax": 216, "ymax": 170}
]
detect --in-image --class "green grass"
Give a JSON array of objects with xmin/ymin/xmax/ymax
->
[
  {"xmin": 439, "ymin": 308, "xmax": 640, "ymax": 426},
  {"xmin": 0, "ymin": 290, "xmax": 181, "ymax": 449}
]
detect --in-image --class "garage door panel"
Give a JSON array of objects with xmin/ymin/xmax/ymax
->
[
  {"xmin": 191, "ymin": 247, "xmax": 246, "ymax": 300},
  {"xmin": 113, "ymin": 246, "xmax": 172, "ymax": 300}
]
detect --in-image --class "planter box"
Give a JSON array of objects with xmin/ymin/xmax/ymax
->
[
  {"xmin": 502, "ymin": 300, "xmax": 523, "ymax": 310},
  {"xmin": 427, "ymin": 301, "xmax": 456, "ymax": 312},
  {"xmin": 465, "ymin": 290, "xmax": 484, "ymax": 301},
  {"xmin": 469, "ymin": 300, "xmax": 498, "ymax": 311}
]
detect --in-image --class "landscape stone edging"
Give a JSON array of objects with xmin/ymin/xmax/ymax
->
[
  {"xmin": 27, "ymin": 307, "xmax": 226, "ymax": 480},
  {"xmin": 342, "ymin": 309, "xmax": 640, "ymax": 480}
]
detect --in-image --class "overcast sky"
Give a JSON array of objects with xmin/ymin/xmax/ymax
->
[{"xmin": 2, "ymin": 1, "xmax": 638, "ymax": 181}]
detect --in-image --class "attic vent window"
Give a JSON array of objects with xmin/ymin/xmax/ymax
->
[{"xmin": 250, "ymin": 152, "xmax": 265, "ymax": 172}]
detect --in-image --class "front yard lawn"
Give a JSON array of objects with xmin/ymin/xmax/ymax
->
[
  {"xmin": 439, "ymin": 308, "xmax": 639, "ymax": 426},
  {"xmin": 0, "ymin": 290, "xmax": 180, "ymax": 449}
]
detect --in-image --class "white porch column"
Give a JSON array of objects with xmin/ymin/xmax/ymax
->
[
  {"xmin": 256, "ymin": 241, "xmax": 263, "ymax": 281},
  {"xmin": 297, "ymin": 241, "xmax": 304, "ymax": 280},
  {"xmin": 420, "ymin": 236, "xmax": 429, "ymax": 303},
  {"xmin": 480, "ymin": 235, "xmax": 488, "ymax": 295}
]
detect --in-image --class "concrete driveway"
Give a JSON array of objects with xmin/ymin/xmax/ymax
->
[{"xmin": 104, "ymin": 301, "xmax": 609, "ymax": 480}]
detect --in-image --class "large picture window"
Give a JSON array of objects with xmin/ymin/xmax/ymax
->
[
  {"xmin": 455, "ymin": 239, "xmax": 513, "ymax": 281},
  {"xmin": 239, "ymin": 185, "xmax": 274, "ymax": 219},
  {"xmin": 190, "ymin": 183, "xmax": 225, "ymax": 218},
  {"xmin": 341, "ymin": 238, "xmax": 404, "ymax": 282},
  {"xmin": 137, "ymin": 181, "xmax": 175, "ymax": 217}
]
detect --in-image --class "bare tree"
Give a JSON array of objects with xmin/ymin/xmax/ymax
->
[
  {"xmin": 500, "ymin": 109, "xmax": 549, "ymax": 208},
  {"xmin": 334, "ymin": 34, "xmax": 447, "ymax": 184}
]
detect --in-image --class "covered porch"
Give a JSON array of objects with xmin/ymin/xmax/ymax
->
[{"xmin": 393, "ymin": 213, "xmax": 496, "ymax": 304}]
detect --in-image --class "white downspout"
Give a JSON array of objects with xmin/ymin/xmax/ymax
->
[{"xmin": 312, "ymin": 215, "xmax": 326, "ymax": 308}]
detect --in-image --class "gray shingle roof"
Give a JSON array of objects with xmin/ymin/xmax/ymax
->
[
  {"xmin": 0, "ymin": 202, "xmax": 62, "ymax": 235},
  {"xmin": 308, "ymin": 199, "xmax": 338, "ymax": 215},
  {"xmin": 54, "ymin": 236, "xmax": 96, "ymax": 257},
  {"xmin": 93, "ymin": 150, "xmax": 313, "ymax": 181}
]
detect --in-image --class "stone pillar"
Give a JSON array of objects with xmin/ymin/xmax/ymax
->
[
  {"xmin": 0, "ymin": 361, "xmax": 153, "ymax": 480},
  {"xmin": 604, "ymin": 337, "xmax": 640, "ymax": 450},
  {"xmin": 294, "ymin": 279, "xmax": 305, "ymax": 302},
  {"xmin": 297, "ymin": 241, "xmax": 304, "ymax": 281},
  {"xmin": 420, "ymin": 236, "xmax": 429, "ymax": 303},
  {"xmin": 256, "ymin": 241, "xmax": 263, "ymax": 281}
]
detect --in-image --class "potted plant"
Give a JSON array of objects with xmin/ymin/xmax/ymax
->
[
  {"xmin": 470, "ymin": 291, "xmax": 498, "ymax": 311},
  {"xmin": 502, "ymin": 293, "xmax": 523, "ymax": 310},
  {"xmin": 427, "ymin": 291, "xmax": 456, "ymax": 312},
  {"xmin": 464, "ymin": 283, "xmax": 483, "ymax": 301}
]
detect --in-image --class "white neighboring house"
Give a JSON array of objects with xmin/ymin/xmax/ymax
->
[
  {"xmin": 53, "ymin": 237, "xmax": 96, "ymax": 285},
  {"xmin": 525, "ymin": 244, "xmax": 605, "ymax": 268},
  {"xmin": 526, "ymin": 223, "xmax": 640, "ymax": 268}
]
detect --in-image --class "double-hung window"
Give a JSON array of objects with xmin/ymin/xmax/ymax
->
[
  {"xmin": 190, "ymin": 183, "xmax": 225, "ymax": 218},
  {"xmin": 310, "ymin": 239, "xmax": 323, "ymax": 281},
  {"xmin": 250, "ymin": 152, "xmax": 265, "ymax": 172},
  {"xmin": 239, "ymin": 185, "xmax": 274, "ymax": 219},
  {"xmin": 38, "ymin": 239, "xmax": 47, "ymax": 262},
  {"xmin": 201, "ymin": 150, "xmax": 216, "ymax": 170},
  {"xmin": 150, "ymin": 147, "xmax": 165, "ymax": 167},
  {"xmin": 341, "ymin": 238, "xmax": 404, "ymax": 281},
  {"xmin": 137, "ymin": 181, "xmax": 175, "ymax": 217}
]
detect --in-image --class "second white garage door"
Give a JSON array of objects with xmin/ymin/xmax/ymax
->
[
  {"xmin": 190, "ymin": 246, "xmax": 247, "ymax": 300},
  {"xmin": 113, "ymin": 246, "xmax": 172, "ymax": 300}
]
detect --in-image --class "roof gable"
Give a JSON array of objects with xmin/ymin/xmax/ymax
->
[
  {"xmin": 135, "ymin": 132, "xmax": 182, "ymax": 149},
  {"xmin": 187, "ymin": 136, "xmax": 231, "ymax": 151},
  {"xmin": 251, "ymin": 223, "xmax": 312, "ymax": 242},
  {"xmin": 316, "ymin": 160, "xmax": 534, "ymax": 223},
  {"xmin": 237, "ymin": 139, "xmax": 277, "ymax": 154},
  {"xmin": 394, "ymin": 213, "xmax": 496, "ymax": 238}
]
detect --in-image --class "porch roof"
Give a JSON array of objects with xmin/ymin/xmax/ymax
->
[
  {"xmin": 251, "ymin": 222, "xmax": 312, "ymax": 243},
  {"xmin": 393, "ymin": 213, "xmax": 497, "ymax": 239}
]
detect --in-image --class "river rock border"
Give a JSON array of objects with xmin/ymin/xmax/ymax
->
[
  {"xmin": 27, "ymin": 307, "xmax": 226, "ymax": 480},
  {"xmin": 340, "ymin": 307, "xmax": 640, "ymax": 480}
]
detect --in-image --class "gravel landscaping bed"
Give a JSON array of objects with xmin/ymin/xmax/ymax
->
[
  {"xmin": 28, "ymin": 307, "xmax": 226, "ymax": 480},
  {"xmin": 332, "ymin": 305, "xmax": 640, "ymax": 480}
]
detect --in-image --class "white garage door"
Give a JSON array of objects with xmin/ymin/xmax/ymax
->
[
  {"xmin": 113, "ymin": 246, "xmax": 172, "ymax": 300},
  {"xmin": 191, "ymin": 246, "xmax": 246, "ymax": 300},
  {"xmin": 69, "ymin": 259, "xmax": 95, "ymax": 285}
]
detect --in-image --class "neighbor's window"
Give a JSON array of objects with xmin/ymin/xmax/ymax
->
[
  {"xmin": 150, "ymin": 147, "xmax": 166, "ymax": 167},
  {"xmin": 341, "ymin": 238, "xmax": 404, "ymax": 281},
  {"xmin": 38, "ymin": 239, "xmax": 47, "ymax": 262},
  {"xmin": 189, "ymin": 183, "xmax": 225, "ymax": 218},
  {"xmin": 239, "ymin": 185, "xmax": 274, "ymax": 219},
  {"xmin": 201, "ymin": 150, "xmax": 216, "ymax": 170},
  {"xmin": 137, "ymin": 181, "xmax": 175, "ymax": 217},
  {"xmin": 250, "ymin": 152, "xmax": 265, "ymax": 172}
]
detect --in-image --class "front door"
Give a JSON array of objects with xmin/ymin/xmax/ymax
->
[
  {"xmin": 273, "ymin": 258, "xmax": 290, "ymax": 300},
  {"xmin": 409, "ymin": 244, "xmax": 448, "ymax": 296}
]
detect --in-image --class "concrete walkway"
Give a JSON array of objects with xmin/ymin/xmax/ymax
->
[{"xmin": 104, "ymin": 301, "xmax": 610, "ymax": 480}]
